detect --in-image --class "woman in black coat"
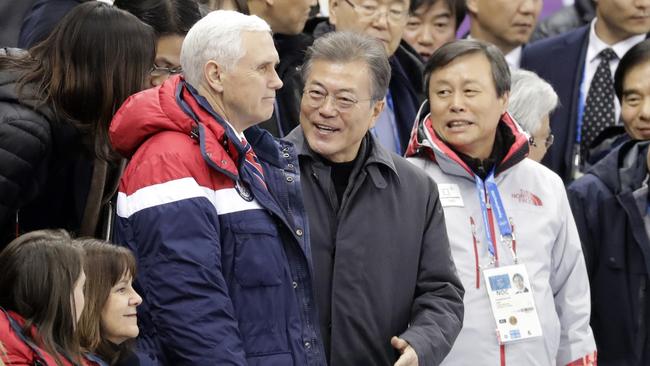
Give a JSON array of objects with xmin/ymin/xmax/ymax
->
[{"xmin": 0, "ymin": 2, "xmax": 155, "ymax": 248}]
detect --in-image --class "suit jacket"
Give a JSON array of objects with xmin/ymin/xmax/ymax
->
[{"xmin": 521, "ymin": 25, "xmax": 590, "ymax": 183}]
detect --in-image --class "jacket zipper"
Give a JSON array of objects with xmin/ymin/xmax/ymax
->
[
  {"xmin": 470, "ymin": 216, "xmax": 480, "ymax": 289},
  {"xmin": 485, "ymin": 186, "xmax": 505, "ymax": 365}
]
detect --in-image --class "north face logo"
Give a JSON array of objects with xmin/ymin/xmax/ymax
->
[{"xmin": 511, "ymin": 190, "xmax": 543, "ymax": 207}]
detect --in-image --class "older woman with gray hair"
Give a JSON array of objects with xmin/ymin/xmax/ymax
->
[{"xmin": 508, "ymin": 69, "xmax": 559, "ymax": 162}]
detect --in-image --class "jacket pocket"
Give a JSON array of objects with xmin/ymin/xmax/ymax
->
[{"xmin": 231, "ymin": 219, "xmax": 284, "ymax": 287}]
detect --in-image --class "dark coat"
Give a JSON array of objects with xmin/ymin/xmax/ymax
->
[
  {"xmin": 285, "ymin": 128, "xmax": 464, "ymax": 366},
  {"xmin": 18, "ymin": 0, "xmax": 85, "ymax": 49},
  {"xmin": 521, "ymin": 25, "xmax": 591, "ymax": 182},
  {"xmin": 567, "ymin": 140, "xmax": 650, "ymax": 365},
  {"xmin": 0, "ymin": 48, "xmax": 94, "ymax": 248}
]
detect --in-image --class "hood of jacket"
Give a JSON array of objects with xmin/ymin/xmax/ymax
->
[
  {"xmin": 109, "ymin": 75, "xmax": 246, "ymax": 179},
  {"xmin": 404, "ymin": 101, "xmax": 529, "ymax": 179},
  {"xmin": 588, "ymin": 139, "xmax": 650, "ymax": 194}
]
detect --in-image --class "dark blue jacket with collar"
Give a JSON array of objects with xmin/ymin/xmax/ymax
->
[{"xmin": 568, "ymin": 140, "xmax": 650, "ymax": 365}]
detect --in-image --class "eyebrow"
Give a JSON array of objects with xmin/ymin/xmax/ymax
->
[
  {"xmin": 622, "ymin": 89, "xmax": 641, "ymax": 97},
  {"xmin": 308, "ymin": 81, "xmax": 358, "ymax": 94}
]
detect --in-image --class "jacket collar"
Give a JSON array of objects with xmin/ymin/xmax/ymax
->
[
  {"xmin": 285, "ymin": 126, "xmax": 399, "ymax": 186},
  {"xmin": 405, "ymin": 100, "xmax": 529, "ymax": 179}
]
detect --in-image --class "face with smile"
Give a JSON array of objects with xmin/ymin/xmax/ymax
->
[
  {"xmin": 330, "ymin": 0, "xmax": 411, "ymax": 56},
  {"xmin": 466, "ymin": 0, "xmax": 542, "ymax": 54},
  {"xmin": 213, "ymin": 31, "xmax": 283, "ymax": 132},
  {"xmin": 100, "ymin": 273, "xmax": 142, "ymax": 345},
  {"xmin": 403, "ymin": 0, "xmax": 457, "ymax": 60},
  {"xmin": 427, "ymin": 52, "xmax": 509, "ymax": 160},
  {"xmin": 300, "ymin": 59, "xmax": 384, "ymax": 162},
  {"xmin": 621, "ymin": 60, "xmax": 650, "ymax": 140}
]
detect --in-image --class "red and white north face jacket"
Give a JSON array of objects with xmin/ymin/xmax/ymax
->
[{"xmin": 405, "ymin": 107, "xmax": 597, "ymax": 366}]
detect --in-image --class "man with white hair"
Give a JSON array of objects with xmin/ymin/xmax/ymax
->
[{"xmin": 109, "ymin": 11, "xmax": 326, "ymax": 366}]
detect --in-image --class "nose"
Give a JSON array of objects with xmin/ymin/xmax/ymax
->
[
  {"xmin": 640, "ymin": 97, "xmax": 650, "ymax": 121},
  {"xmin": 131, "ymin": 291, "xmax": 143, "ymax": 307},
  {"xmin": 269, "ymin": 68, "xmax": 283, "ymax": 90},
  {"xmin": 518, "ymin": 0, "xmax": 537, "ymax": 14},
  {"xmin": 150, "ymin": 74, "xmax": 168, "ymax": 87},
  {"xmin": 318, "ymin": 94, "xmax": 339, "ymax": 117},
  {"xmin": 370, "ymin": 8, "xmax": 390, "ymax": 29},
  {"xmin": 419, "ymin": 24, "xmax": 434, "ymax": 46},
  {"xmin": 449, "ymin": 93, "xmax": 466, "ymax": 113}
]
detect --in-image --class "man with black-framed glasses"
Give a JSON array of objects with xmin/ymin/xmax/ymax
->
[
  {"xmin": 285, "ymin": 31, "xmax": 464, "ymax": 366},
  {"xmin": 327, "ymin": 0, "xmax": 424, "ymax": 157}
]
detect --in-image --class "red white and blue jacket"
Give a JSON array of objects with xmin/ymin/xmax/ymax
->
[{"xmin": 109, "ymin": 76, "xmax": 325, "ymax": 366}]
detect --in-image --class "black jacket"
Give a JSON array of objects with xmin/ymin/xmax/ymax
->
[
  {"xmin": 0, "ymin": 48, "xmax": 93, "ymax": 247},
  {"xmin": 568, "ymin": 140, "xmax": 650, "ymax": 365},
  {"xmin": 285, "ymin": 128, "xmax": 464, "ymax": 366},
  {"xmin": 18, "ymin": 0, "xmax": 85, "ymax": 49}
]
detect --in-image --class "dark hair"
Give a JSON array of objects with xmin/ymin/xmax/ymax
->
[
  {"xmin": 77, "ymin": 239, "xmax": 137, "ymax": 366},
  {"xmin": 410, "ymin": 0, "xmax": 466, "ymax": 31},
  {"xmin": 0, "ymin": 2, "xmax": 155, "ymax": 162},
  {"xmin": 114, "ymin": 0, "xmax": 202, "ymax": 37},
  {"xmin": 197, "ymin": 0, "xmax": 250, "ymax": 14},
  {"xmin": 424, "ymin": 39, "xmax": 510, "ymax": 98},
  {"xmin": 614, "ymin": 39, "xmax": 650, "ymax": 101},
  {"xmin": 0, "ymin": 230, "xmax": 84, "ymax": 366},
  {"xmin": 302, "ymin": 31, "xmax": 391, "ymax": 102}
]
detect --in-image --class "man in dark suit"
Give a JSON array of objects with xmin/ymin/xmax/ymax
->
[{"xmin": 521, "ymin": 0, "xmax": 650, "ymax": 182}]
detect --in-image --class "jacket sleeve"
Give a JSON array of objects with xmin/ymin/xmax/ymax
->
[
  {"xmin": 550, "ymin": 181, "xmax": 596, "ymax": 365},
  {"xmin": 566, "ymin": 175, "xmax": 604, "ymax": 279},
  {"xmin": 115, "ymin": 172, "xmax": 247, "ymax": 365},
  {"xmin": 0, "ymin": 111, "xmax": 51, "ymax": 236},
  {"xmin": 400, "ymin": 177, "xmax": 465, "ymax": 366}
]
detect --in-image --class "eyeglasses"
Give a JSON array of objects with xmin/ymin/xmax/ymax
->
[
  {"xmin": 149, "ymin": 64, "xmax": 183, "ymax": 78},
  {"xmin": 529, "ymin": 133, "xmax": 554, "ymax": 148},
  {"xmin": 303, "ymin": 88, "xmax": 374, "ymax": 112},
  {"xmin": 343, "ymin": 0, "xmax": 409, "ymax": 23}
]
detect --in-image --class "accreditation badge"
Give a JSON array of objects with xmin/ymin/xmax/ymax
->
[{"xmin": 483, "ymin": 264, "xmax": 542, "ymax": 344}]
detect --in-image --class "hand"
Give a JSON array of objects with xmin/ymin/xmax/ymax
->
[{"xmin": 392, "ymin": 336, "xmax": 419, "ymax": 366}]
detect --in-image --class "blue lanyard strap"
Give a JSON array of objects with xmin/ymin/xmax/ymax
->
[{"xmin": 475, "ymin": 171, "xmax": 514, "ymax": 261}]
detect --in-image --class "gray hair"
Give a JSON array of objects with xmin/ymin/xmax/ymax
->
[
  {"xmin": 301, "ymin": 31, "xmax": 391, "ymax": 102},
  {"xmin": 425, "ymin": 39, "xmax": 510, "ymax": 98},
  {"xmin": 508, "ymin": 69, "xmax": 559, "ymax": 134},
  {"xmin": 180, "ymin": 10, "xmax": 271, "ymax": 87}
]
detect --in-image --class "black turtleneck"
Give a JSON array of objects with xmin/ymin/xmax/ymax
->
[{"xmin": 449, "ymin": 123, "xmax": 516, "ymax": 180}]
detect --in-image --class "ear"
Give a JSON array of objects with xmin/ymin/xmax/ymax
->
[
  {"xmin": 465, "ymin": 0, "xmax": 479, "ymax": 15},
  {"xmin": 498, "ymin": 91, "xmax": 510, "ymax": 115},
  {"xmin": 329, "ymin": 0, "xmax": 339, "ymax": 26},
  {"xmin": 368, "ymin": 99, "xmax": 385, "ymax": 129},
  {"xmin": 204, "ymin": 60, "xmax": 225, "ymax": 93}
]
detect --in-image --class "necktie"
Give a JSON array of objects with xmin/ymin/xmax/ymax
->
[
  {"xmin": 580, "ymin": 48, "xmax": 617, "ymax": 164},
  {"xmin": 241, "ymin": 138, "xmax": 267, "ymax": 190}
]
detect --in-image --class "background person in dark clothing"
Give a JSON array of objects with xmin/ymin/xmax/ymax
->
[
  {"xmin": 286, "ymin": 31, "xmax": 464, "ymax": 366},
  {"xmin": 18, "ymin": 0, "xmax": 91, "ymax": 49},
  {"xmin": 0, "ymin": 2, "xmax": 155, "ymax": 248},
  {"xmin": 568, "ymin": 39, "xmax": 650, "ymax": 366}
]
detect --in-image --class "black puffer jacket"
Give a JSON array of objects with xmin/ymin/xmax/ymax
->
[{"xmin": 0, "ymin": 48, "xmax": 93, "ymax": 248}]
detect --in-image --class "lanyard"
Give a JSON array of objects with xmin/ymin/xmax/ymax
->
[{"xmin": 475, "ymin": 170, "xmax": 517, "ymax": 264}]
